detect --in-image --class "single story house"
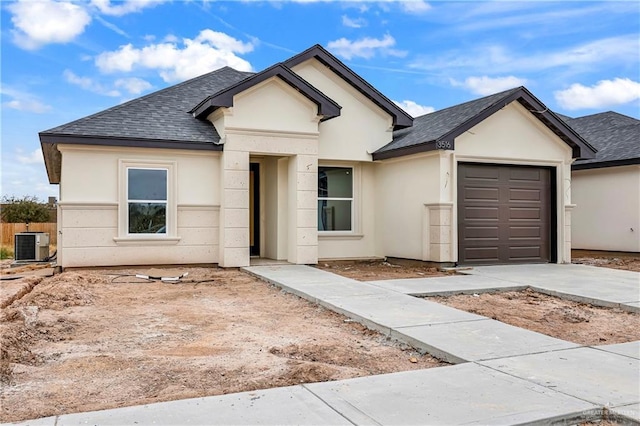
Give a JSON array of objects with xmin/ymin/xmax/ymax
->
[
  {"xmin": 563, "ymin": 112, "xmax": 640, "ymax": 252},
  {"xmin": 39, "ymin": 44, "xmax": 596, "ymax": 268}
]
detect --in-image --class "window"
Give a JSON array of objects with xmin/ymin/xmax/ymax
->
[
  {"xmin": 318, "ymin": 166, "xmax": 353, "ymax": 231},
  {"xmin": 127, "ymin": 168, "xmax": 167, "ymax": 234}
]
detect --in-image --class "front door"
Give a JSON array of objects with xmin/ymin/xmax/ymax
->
[{"xmin": 249, "ymin": 163, "xmax": 260, "ymax": 256}]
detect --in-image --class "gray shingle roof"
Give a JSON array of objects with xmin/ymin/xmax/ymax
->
[
  {"xmin": 41, "ymin": 66, "xmax": 253, "ymax": 144},
  {"xmin": 375, "ymin": 86, "xmax": 596, "ymax": 161},
  {"xmin": 378, "ymin": 87, "xmax": 521, "ymax": 155},
  {"xmin": 566, "ymin": 112, "xmax": 640, "ymax": 169}
]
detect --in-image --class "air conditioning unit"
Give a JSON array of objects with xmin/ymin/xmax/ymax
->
[{"xmin": 14, "ymin": 232, "xmax": 50, "ymax": 261}]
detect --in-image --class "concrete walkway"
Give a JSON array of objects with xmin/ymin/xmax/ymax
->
[{"xmin": 7, "ymin": 264, "xmax": 640, "ymax": 425}]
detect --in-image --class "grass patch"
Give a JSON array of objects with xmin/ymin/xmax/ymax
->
[{"xmin": 0, "ymin": 246, "xmax": 13, "ymax": 260}]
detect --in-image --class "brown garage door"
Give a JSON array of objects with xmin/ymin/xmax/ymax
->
[{"xmin": 458, "ymin": 163, "xmax": 552, "ymax": 265}]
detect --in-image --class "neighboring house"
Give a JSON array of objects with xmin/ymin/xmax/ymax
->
[
  {"xmin": 39, "ymin": 45, "xmax": 596, "ymax": 268},
  {"xmin": 563, "ymin": 112, "xmax": 640, "ymax": 252}
]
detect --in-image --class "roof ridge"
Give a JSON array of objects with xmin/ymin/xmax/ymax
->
[
  {"xmin": 412, "ymin": 86, "xmax": 522, "ymax": 120},
  {"xmin": 41, "ymin": 66, "xmax": 252, "ymax": 134},
  {"xmin": 572, "ymin": 110, "xmax": 640, "ymax": 122}
]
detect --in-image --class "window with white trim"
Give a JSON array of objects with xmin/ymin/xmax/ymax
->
[
  {"xmin": 318, "ymin": 166, "xmax": 353, "ymax": 231},
  {"xmin": 127, "ymin": 168, "xmax": 168, "ymax": 234}
]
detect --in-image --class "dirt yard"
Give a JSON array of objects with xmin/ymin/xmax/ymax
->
[
  {"xmin": 0, "ymin": 267, "xmax": 444, "ymax": 423},
  {"xmin": 316, "ymin": 259, "xmax": 450, "ymax": 281},
  {"xmin": 572, "ymin": 250, "xmax": 640, "ymax": 272},
  {"xmin": 428, "ymin": 289, "xmax": 640, "ymax": 346}
]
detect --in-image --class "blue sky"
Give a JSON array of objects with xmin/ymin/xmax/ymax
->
[{"xmin": 2, "ymin": 0, "xmax": 639, "ymax": 201}]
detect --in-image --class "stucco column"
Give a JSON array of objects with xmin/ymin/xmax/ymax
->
[
  {"xmin": 218, "ymin": 150, "xmax": 250, "ymax": 267},
  {"xmin": 287, "ymin": 154, "xmax": 318, "ymax": 264},
  {"xmin": 423, "ymin": 203, "xmax": 454, "ymax": 262},
  {"xmin": 563, "ymin": 204, "xmax": 576, "ymax": 264}
]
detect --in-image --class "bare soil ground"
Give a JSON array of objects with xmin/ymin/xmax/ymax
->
[
  {"xmin": 429, "ymin": 289, "xmax": 640, "ymax": 346},
  {"xmin": 0, "ymin": 267, "xmax": 444, "ymax": 423},
  {"xmin": 572, "ymin": 250, "xmax": 640, "ymax": 272},
  {"xmin": 316, "ymin": 259, "xmax": 451, "ymax": 281}
]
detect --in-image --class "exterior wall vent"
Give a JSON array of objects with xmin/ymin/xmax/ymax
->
[{"xmin": 14, "ymin": 232, "xmax": 50, "ymax": 261}]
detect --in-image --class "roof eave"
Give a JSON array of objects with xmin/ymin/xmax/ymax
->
[
  {"xmin": 572, "ymin": 157, "xmax": 640, "ymax": 171},
  {"xmin": 39, "ymin": 133, "xmax": 223, "ymax": 151},
  {"xmin": 372, "ymin": 140, "xmax": 439, "ymax": 161}
]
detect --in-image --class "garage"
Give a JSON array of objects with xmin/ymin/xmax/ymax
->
[{"xmin": 457, "ymin": 163, "xmax": 554, "ymax": 265}]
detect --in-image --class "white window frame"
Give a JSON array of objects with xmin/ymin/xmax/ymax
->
[
  {"xmin": 126, "ymin": 167, "xmax": 168, "ymax": 236},
  {"xmin": 317, "ymin": 164, "xmax": 358, "ymax": 235},
  {"xmin": 115, "ymin": 159, "xmax": 179, "ymax": 245}
]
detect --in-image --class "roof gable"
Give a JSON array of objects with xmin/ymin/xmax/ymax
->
[
  {"xmin": 191, "ymin": 63, "xmax": 341, "ymax": 121},
  {"xmin": 284, "ymin": 44, "xmax": 413, "ymax": 129},
  {"xmin": 373, "ymin": 86, "xmax": 597, "ymax": 161}
]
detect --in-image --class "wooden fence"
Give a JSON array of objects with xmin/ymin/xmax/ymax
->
[{"xmin": 1, "ymin": 223, "xmax": 57, "ymax": 248}]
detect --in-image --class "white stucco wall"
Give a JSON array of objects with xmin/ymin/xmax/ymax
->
[
  {"xmin": 375, "ymin": 152, "xmax": 442, "ymax": 260},
  {"xmin": 57, "ymin": 145, "xmax": 221, "ymax": 267},
  {"xmin": 572, "ymin": 165, "xmax": 640, "ymax": 252},
  {"xmin": 220, "ymin": 77, "xmax": 320, "ymax": 136},
  {"xmin": 291, "ymin": 59, "xmax": 394, "ymax": 161}
]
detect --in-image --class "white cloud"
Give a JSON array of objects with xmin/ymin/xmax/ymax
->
[
  {"xmin": 393, "ymin": 100, "xmax": 435, "ymax": 117},
  {"xmin": 451, "ymin": 76, "xmax": 527, "ymax": 96},
  {"xmin": 95, "ymin": 16, "xmax": 129, "ymax": 38},
  {"xmin": 326, "ymin": 34, "xmax": 406, "ymax": 60},
  {"xmin": 400, "ymin": 0, "xmax": 431, "ymax": 14},
  {"xmin": 95, "ymin": 29, "xmax": 254, "ymax": 82},
  {"xmin": 1, "ymin": 88, "xmax": 52, "ymax": 113},
  {"xmin": 554, "ymin": 78, "xmax": 640, "ymax": 110},
  {"xmin": 90, "ymin": 0, "xmax": 166, "ymax": 16},
  {"xmin": 114, "ymin": 77, "xmax": 153, "ymax": 95},
  {"xmin": 16, "ymin": 148, "xmax": 44, "ymax": 165},
  {"xmin": 410, "ymin": 35, "xmax": 639, "ymax": 76},
  {"xmin": 8, "ymin": 0, "xmax": 91, "ymax": 50},
  {"xmin": 342, "ymin": 15, "xmax": 367, "ymax": 28},
  {"xmin": 63, "ymin": 70, "xmax": 121, "ymax": 97}
]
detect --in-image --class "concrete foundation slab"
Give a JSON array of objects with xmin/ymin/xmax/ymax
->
[
  {"xmin": 480, "ymin": 347, "xmax": 640, "ymax": 407},
  {"xmin": 393, "ymin": 319, "xmax": 578, "ymax": 363},
  {"xmin": 464, "ymin": 264, "xmax": 640, "ymax": 308},
  {"xmin": 595, "ymin": 341, "xmax": 640, "ymax": 359},
  {"xmin": 55, "ymin": 386, "xmax": 350, "ymax": 425},
  {"xmin": 6, "ymin": 416, "xmax": 57, "ymax": 426},
  {"xmin": 305, "ymin": 363, "xmax": 598, "ymax": 425},
  {"xmin": 368, "ymin": 275, "xmax": 524, "ymax": 296}
]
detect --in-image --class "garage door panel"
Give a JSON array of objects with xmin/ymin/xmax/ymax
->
[
  {"xmin": 510, "ymin": 226, "xmax": 541, "ymax": 239},
  {"xmin": 464, "ymin": 187, "xmax": 499, "ymax": 201},
  {"xmin": 509, "ymin": 207, "xmax": 542, "ymax": 220},
  {"xmin": 509, "ymin": 188, "xmax": 542, "ymax": 201},
  {"xmin": 464, "ymin": 165, "xmax": 500, "ymax": 181},
  {"xmin": 458, "ymin": 163, "xmax": 551, "ymax": 265},
  {"xmin": 464, "ymin": 226, "xmax": 499, "ymax": 239},
  {"xmin": 463, "ymin": 206, "xmax": 499, "ymax": 220},
  {"xmin": 509, "ymin": 168, "xmax": 544, "ymax": 182},
  {"xmin": 509, "ymin": 246, "xmax": 542, "ymax": 259},
  {"xmin": 463, "ymin": 247, "xmax": 500, "ymax": 263}
]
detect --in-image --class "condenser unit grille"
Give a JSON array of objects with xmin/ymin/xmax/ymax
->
[
  {"xmin": 15, "ymin": 234, "xmax": 36, "ymax": 260},
  {"xmin": 14, "ymin": 233, "xmax": 49, "ymax": 261}
]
